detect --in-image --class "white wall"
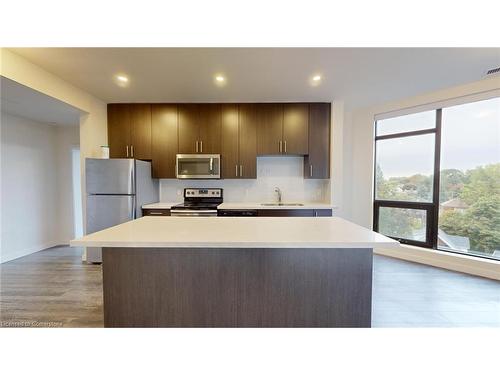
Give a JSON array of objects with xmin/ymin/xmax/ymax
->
[
  {"xmin": 160, "ymin": 157, "xmax": 330, "ymax": 203},
  {"xmin": 1, "ymin": 48, "xmax": 108, "ymax": 261},
  {"xmin": 1, "ymin": 112, "xmax": 79, "ymax": 263}
]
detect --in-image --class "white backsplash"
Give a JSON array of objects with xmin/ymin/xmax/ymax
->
[{"xmin": 159, "ymin": 156, "xmax": 330, "ymax": 203}]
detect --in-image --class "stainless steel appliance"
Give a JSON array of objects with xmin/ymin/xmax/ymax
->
[
  {"xmin": 85, "ymin": 158, "xmax": 159, "ymax": 262},
  {"xmin": 176, "ymin": 154, "xmax": 220, "ymax": 179},
  {"xmin": 170, "ymin": 188, "xmax": 223, "ymax": 217}
]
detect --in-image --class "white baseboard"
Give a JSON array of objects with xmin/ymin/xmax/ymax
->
[
  {"xmin": 375, "ymin": 245, "xmax": 500, "ymax": 280},
  {"xmin": 0, "ymin": 240, "xmax": 64, "ymax": 264}
]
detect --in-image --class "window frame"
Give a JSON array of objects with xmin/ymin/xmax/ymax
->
[
  {"xmin": 373, "ymin": 101, "xmax": 500, "ymax": 261},
  {"xmin": 373, "ymin": 109, "xmax": 442, "ymax": 250}
]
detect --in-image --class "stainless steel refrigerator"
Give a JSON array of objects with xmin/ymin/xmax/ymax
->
[{"xmin": 85, "ymin": 158, "xmax": 159, "ymax": 263}]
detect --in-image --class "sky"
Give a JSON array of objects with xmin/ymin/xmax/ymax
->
[{"xmin": 377, "ymin": 97, "xmax": 500, "ymax": 178}]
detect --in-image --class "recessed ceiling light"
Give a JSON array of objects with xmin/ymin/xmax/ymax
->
[
  {"xmin": 114, "ymin": 74, "xmax": 130, "ymax": 87},
  {"xmin": 214, "ymin": 74, "xmax": 227, "ymax": 86},
  {"xmin": 312, "ymin": 75, "xmax": 321, "ymax": 81}
]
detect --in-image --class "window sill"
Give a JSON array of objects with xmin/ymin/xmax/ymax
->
[{"xmin": 374, "ymin": 244, "xmax": 500, "ymax": 280}]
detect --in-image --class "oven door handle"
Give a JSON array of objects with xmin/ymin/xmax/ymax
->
[{"xmin": 170, "ymin": 210, "xmax": 218, "ymax": 216}]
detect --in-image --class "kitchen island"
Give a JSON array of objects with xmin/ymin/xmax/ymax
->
[{"xmin": 71, "ymin": 216, "xmax": 398, "ymax": 327}]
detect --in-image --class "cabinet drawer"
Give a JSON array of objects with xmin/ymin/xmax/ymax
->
[
  {"xmin": 314, "ymin": 209, "xmax": 332, "ymax": 217},
  {"xmin": 257, "ymin": 209, "xmax": 314, "ymax": 217},
  {"xmin": 142, "ymin": 209, "xmax": 171, "ymax": 216}
]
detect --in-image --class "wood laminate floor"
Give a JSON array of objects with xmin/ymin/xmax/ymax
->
[
  {"xmin": 0, "ymin": 246, "xmax": 102, "ymax": 327},
  {"xmin": 1, "ymin": 246, "xmax": 499, "ymax": 328}
]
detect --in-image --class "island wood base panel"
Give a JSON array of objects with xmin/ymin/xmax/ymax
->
[{"xmin": 102, "ymin": 247, "xmax": 373, "ymax": 327}]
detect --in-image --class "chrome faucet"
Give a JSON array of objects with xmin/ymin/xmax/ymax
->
[{"xmin": 274, "ymin": 187, "xmax": 282, "ymax": 205}]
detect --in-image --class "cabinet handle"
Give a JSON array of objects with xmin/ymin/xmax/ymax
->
[
  {"xmin": 195, "ymin": 141, "xmax": 199, "ymax": 153},
  {"xmin": 235, "ymin": 164, "xmax": 238, "ymax": 177},
  {"xmin": 126, "ymin": 145, "xmax": 129, "ymax": 158},
  {"xmin": 279, "ymin": 140, "xmax": 282, "ymax": 153},
  {"xmin": 200, "ymin": 141, "xmax": 203, "ymax": 153},
  {"xmin": 315, "ymin": 211, "xmax": 318, "ymax": 217},
  {"xmin": 131, "ymin": 145, "xmax": 134, "ymax": 158},
  {"xmin": 310, "ymin": 164, "xmax": 313, "ymax": 177},
  {"xmin": 284, "ymin": 140, "xmax": 287, "ymax": 153},
  {"xmin": 240, "ymin": 165, "xmax": 243, "ymax": 177}
]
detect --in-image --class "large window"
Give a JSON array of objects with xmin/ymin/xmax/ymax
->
[{"xmin": 373, "ymin": 97, "xmax": 500, "ymax": 260}]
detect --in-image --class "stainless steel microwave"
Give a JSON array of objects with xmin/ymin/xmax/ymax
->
[{"xmin": 176, "ymin": 154, "xmax": 221, "ymax": 179}]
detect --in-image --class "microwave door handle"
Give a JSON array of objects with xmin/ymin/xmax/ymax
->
[{"xmin": 209, "ymin": 157, "xmax": 213, "ymax": 173}]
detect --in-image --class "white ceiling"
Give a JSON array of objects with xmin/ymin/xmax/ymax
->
[
  {"xmin": 1, "ymin": 77, "xmax": 82, "ymax": 126},
  {"xmin": 8, "ymin": 48, "xmax": 500, "ymax": 109}
]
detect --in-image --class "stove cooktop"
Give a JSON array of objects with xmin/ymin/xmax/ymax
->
[{"xmin": 174, "ymin": 188, "xmax": 223, "ymax": 211}]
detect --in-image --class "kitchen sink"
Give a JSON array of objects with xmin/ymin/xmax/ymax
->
[{"xmin": 261, "ymin": 203, "xmax": 304, "ymax": 206}]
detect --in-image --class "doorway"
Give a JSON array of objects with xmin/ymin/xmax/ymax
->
[{"xmin": 72, "ymin": 147, "xmax": 83, "ymax": 238}]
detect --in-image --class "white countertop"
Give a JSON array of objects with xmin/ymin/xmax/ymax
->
[
  {"xmin": 217, "ymin": 202, "xmax": 336, "ymax": 210},
  {"xmin": 142, "ymin": 202, "xmax": 336, "ymax": 210},
  {"xmin": 71, "ymin": 216, "xmax": 399, "ymax": 249},
  {"xmin": 142, "ymin": 202, "xmax": 181, "ymax": 209}
]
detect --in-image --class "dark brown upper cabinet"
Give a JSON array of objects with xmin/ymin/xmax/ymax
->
[
  {"xmin": 199, "ymin": 104, "xmax": 222, "ymax": 154},
  {"xmin": 108, "ymin": 102, "xmax": 329, "ymax": 181},
  {"xmin": 108, "ymin": 104, "xmax": 131, "ymax": 158},
  {"xmin": 283, "ymin": 103, "xmax": 309, "ymax": 155},
  {"xmin": 221, "ymin": 104, "xmax": 239, "ymax": 179},
  {"xmin": 257, "ymin": 103, "xmax": 308, "ymax": 155},
  {"xmin": 178, "ymin": 104, "xmax": 222, "ymax": 154},
  {"xmin": 221, "ymin": 104, "xmax": 257, "ymax": 179},
  {"xmin": 257, "ymin": 103, "xmax": 283, "ymax": 155},
  {"xmin": 151, "ymin": 104, "xmax": 178, "ymax": 178},
  {"xmin": 130, "ymin": 104, "xmax": 152, "ymax": 160},
  {"xmin": 238, "ymin": 104, "xmax": 258, "ymax": 178},
  {"xmin": 107, "ymin": 103, "xmax": 152, "ymax": 160},
  {"xmin": 177, "ymin": 104, "xmax": 200, "ymax": 154},
  {"xmin": 304, "ymin": 103, "xmax": 330, "ymax": 179}
]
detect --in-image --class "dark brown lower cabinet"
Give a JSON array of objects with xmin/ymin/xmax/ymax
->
[
  {"xmin": 313, "ymin": 209, "xmax": 332, "ymax": 217},
  {"xmin": 257, "ymin": 209, "xmax": 332, "ymax": 217},
  {"xmin": 102, "ymin": 246, "xmax": 372, "ymax": 327},
  {"xmin": 258, "ymin": 209, "xmax": 314, "ymax": 217},
  {"xmin": 142, "ymin": 209, "xmax": 171, "ymax": 216}
]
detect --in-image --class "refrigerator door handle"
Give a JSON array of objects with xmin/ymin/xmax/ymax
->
[{"xmin": 130, "ymin": 196, "xmax": 137, "ymax": 220}]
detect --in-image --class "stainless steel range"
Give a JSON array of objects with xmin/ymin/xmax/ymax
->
[{"xmin": 170, "ymin": 188, "xmax": 223, "ymax": 217}]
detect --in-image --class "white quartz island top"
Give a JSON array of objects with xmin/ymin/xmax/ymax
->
[{"xmin": 71, "ymin": 216, "xmax": 399, "ymax": 249}]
